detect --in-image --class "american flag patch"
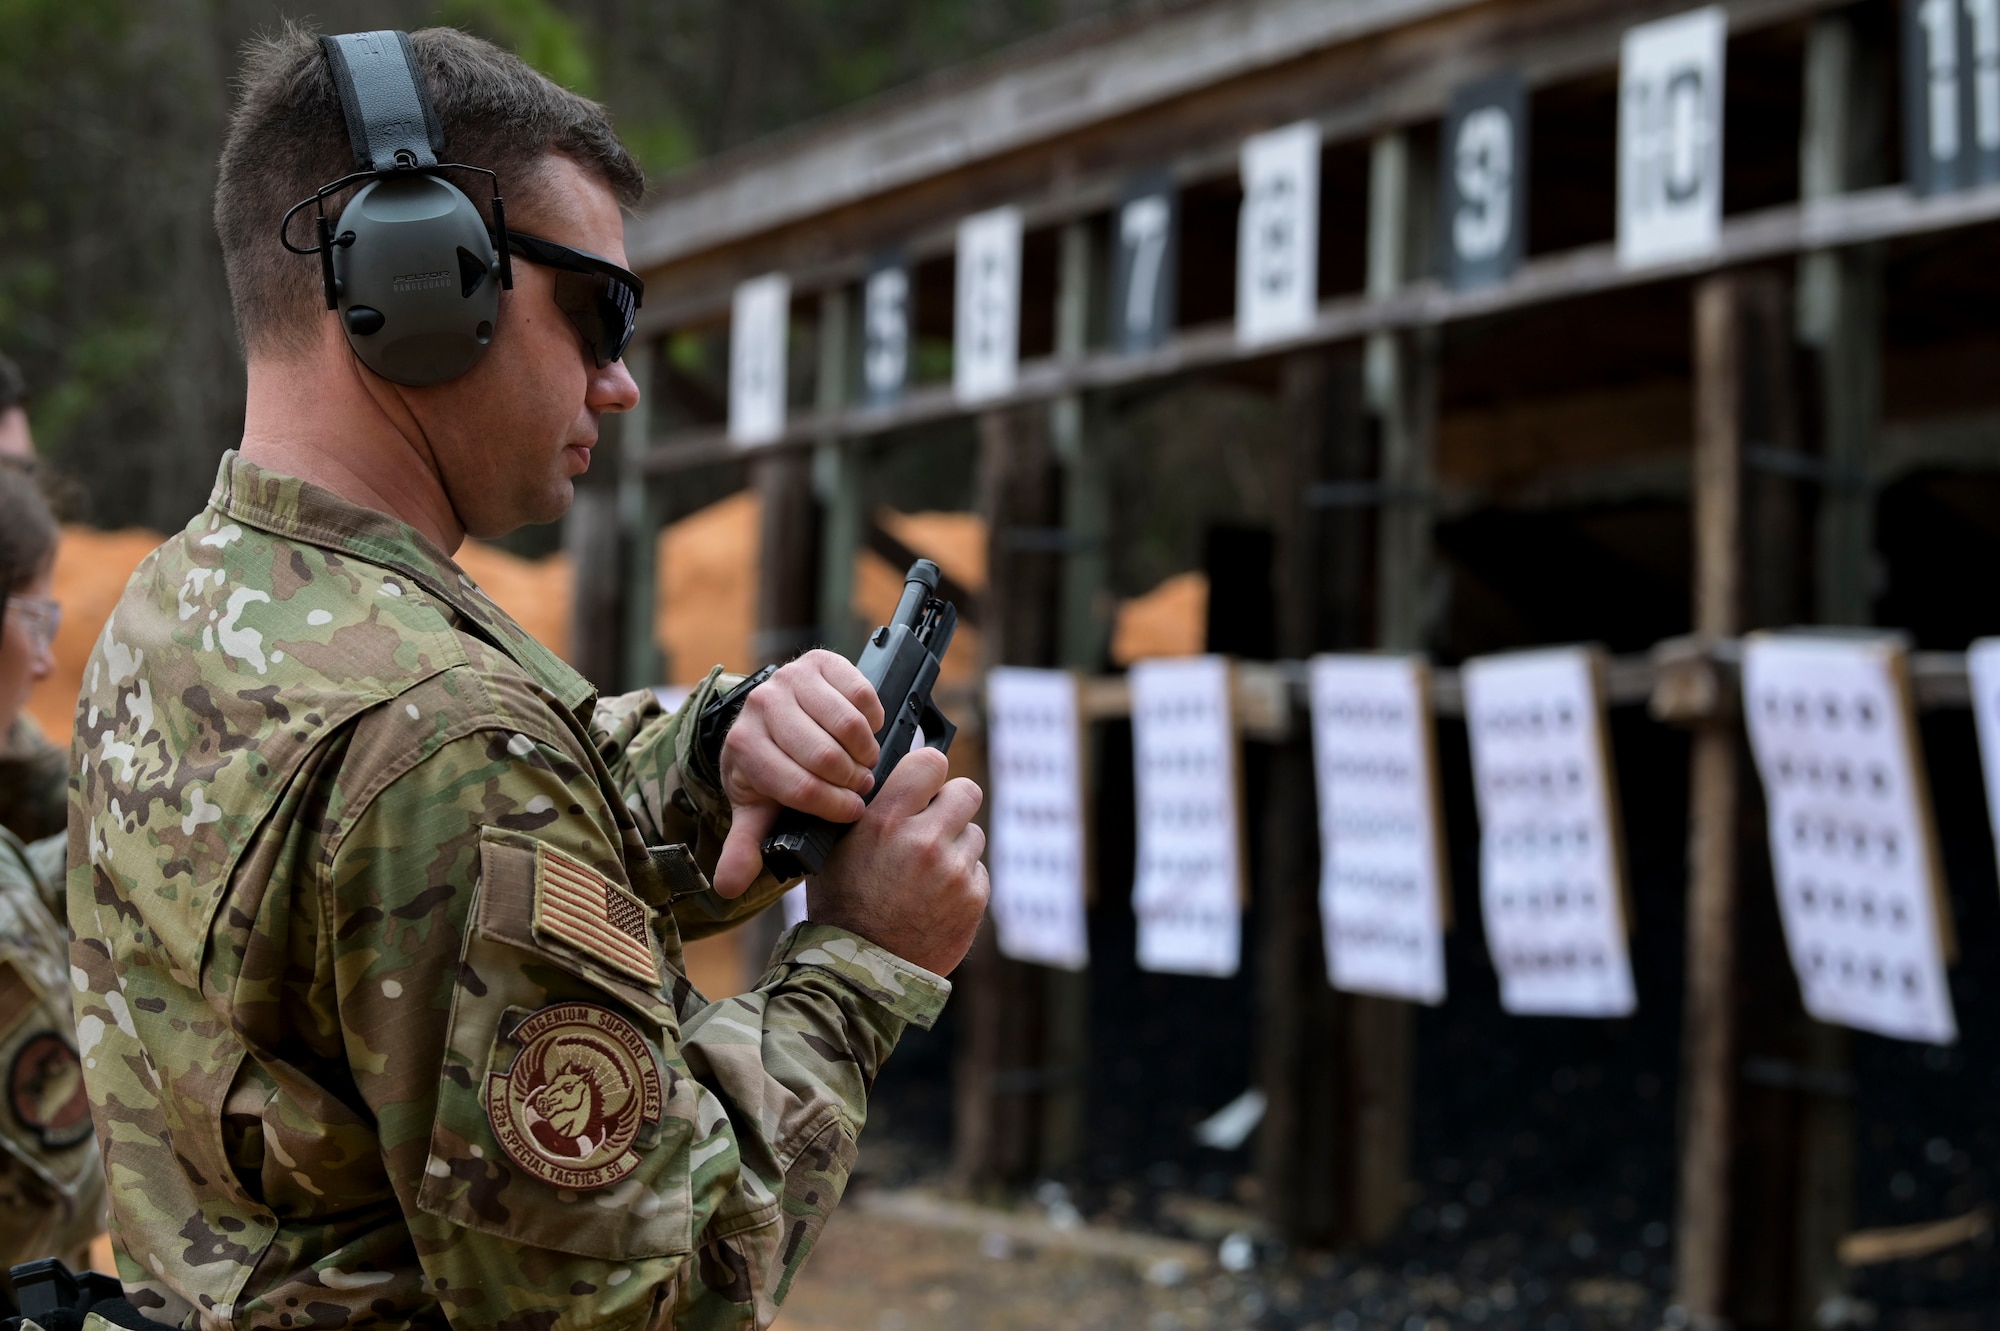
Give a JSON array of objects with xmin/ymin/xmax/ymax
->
[{"xmin": 531, "ymin": 844, "xmax": 660, "ymax": 986}]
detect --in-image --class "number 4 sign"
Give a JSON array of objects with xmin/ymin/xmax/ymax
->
[
  {"xmin": 1618, "ymin": 7, "xmax": 1727, "ymax": 269},
  {"xmin": 1906, "ymin": 0, "xmax": 2000, "ymax": 196}
]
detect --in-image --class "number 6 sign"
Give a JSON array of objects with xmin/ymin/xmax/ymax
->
[{"xmin": 1618, "ymin": 7, "xmax": 1727, "ymax": 269}]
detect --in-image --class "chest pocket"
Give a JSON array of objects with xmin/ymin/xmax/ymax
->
[{"xmin": 414, "ymin": 827, "xmax": 698, "ymax": 1260}]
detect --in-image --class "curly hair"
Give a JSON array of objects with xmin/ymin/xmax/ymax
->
[{"xmin": 214, "ymin": 22, "xmax": 645, "ymax": 361}]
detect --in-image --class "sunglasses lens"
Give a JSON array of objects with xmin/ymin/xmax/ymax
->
[{"xmin": 552, "ymin": 270, "xmax": 638, "ymax": 367}]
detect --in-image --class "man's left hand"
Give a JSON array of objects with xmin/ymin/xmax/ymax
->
[{"xmin": 714, "ymin": 649, "xmax": 886, "ymax": 897}]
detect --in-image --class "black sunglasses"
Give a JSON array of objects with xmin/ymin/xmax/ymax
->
[{"xmin": 504, "ymin": 232, "xmax": 645, "ymax": 367}]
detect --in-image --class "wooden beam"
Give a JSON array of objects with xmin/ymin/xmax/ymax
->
[
  {"xmin": 630, "ymin": 0, "xmax": 1837, "ymax": 291},
  {"xmin": 639, "ymin": 179, "xmax": 2000, "ymax": 473}
]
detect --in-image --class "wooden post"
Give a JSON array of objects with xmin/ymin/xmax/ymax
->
[
  {"xmin": 813, "ymin": 289, "xmax": 868, "ymax": 656},
  {"xmin": 1676, "ymin": 274, "xmax": 1760, "ymax": 1327},
  {"xmin": 568, "ymin": 454, "xmax": 626, "ymax": 693},
  {"xmin": 1041, "ymin": 220, "xmax": 1102, "ymax": 1180},
  {"xmin": 1677, "ymin": 270, "xmax": 1842, "ymax": 1331},
  {"xmin": 955, "ymin": 405, "xmax": 1063, "ymax": 1189},
  {"xmin": 1256, "ymin": 348, "xmax": 1368, "ymax": 1245},
  {"xmin": 617, "ymin": 337, "xmax": 662, "ymax": 690}
]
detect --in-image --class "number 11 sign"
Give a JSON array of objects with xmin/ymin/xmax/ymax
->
[{"xmin": 1906, "ymin": 0, "xmax": 2000, "ymax": 196}]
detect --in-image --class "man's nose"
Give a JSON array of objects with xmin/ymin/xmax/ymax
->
[{"xmin": 589, "ymin": 356, "xmax": 641, "ymax": 415}]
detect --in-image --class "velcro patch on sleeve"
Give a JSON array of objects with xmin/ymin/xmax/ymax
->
[{"xmin": 531, "ymin": 843, "xmax": 661, "ymax": 987}]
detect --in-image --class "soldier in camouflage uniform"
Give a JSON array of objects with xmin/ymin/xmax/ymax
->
[
  {"xmin": 0, "ymin": 455, "xmax": 105, "ymax": 1298},
  {"xmin": 66, "ymin": 25, "xmax": 988, "ymax": 1331}
]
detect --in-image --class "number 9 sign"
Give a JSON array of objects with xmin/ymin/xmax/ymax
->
[{"xmin": 1441, "ymin": 72, "xmax": 1528, "ymax": 290}]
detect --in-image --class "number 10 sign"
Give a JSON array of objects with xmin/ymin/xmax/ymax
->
[{"xmin": 1618, "ymin": 7, "xmax": 1726, "ymax": 268}]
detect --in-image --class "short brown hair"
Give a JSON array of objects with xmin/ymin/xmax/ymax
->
[{"xmin": 215, "ymin": 23, "xmax": 644, "ymax": 360}]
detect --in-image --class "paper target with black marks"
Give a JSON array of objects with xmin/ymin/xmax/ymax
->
[
  {"xmin": 1130, "ymin": 656, "xmax": 1243, "ymax": 977},
  {"xmin": 1967, "ymin": 637, "xmax": 2000, "ymax": 885},
  {"xmin": 1309, "ymin": 655, "xmax": 1449, "ymax": 1004},
  {"xmin": 1463, "ymin": 647, "xmax": 1636, "ymax": 1018},
  {"xmin": 987, "ymin": 667, "xmax": 1090, "ymax": 970},
  {"xmin": 1744, "ymin": 634, "xmax": 1957, "ymax": 1045}
]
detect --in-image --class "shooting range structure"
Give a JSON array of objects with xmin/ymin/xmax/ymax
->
[{"xmin": 573, "ymin": 0, "xmax": 2000, "ymax": 1323}]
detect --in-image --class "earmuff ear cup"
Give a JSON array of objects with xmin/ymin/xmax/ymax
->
[{"xmin": 330, "ymin": 175, "xmax": 501, "ymax": 386}]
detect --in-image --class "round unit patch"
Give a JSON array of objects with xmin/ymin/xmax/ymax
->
[
  {"xmin": 11, "ymin": 1032, "xmax": 92, "ymax": 1149},
  {"xmin": 486, "ymin": 1002, "xmax": 663, "ymax": 1191}
]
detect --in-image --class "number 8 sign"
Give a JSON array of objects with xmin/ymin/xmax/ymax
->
[
  {"xmin": 1617, "ymin": 7, "xmax": 1727, "ymax": 269},
  {"xmin": 1441, "ymin": 71, "xmax": 1528, "ymax": 291}
]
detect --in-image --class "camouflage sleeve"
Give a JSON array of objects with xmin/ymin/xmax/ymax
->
[
  {"xmin": 588, "ymin": 669, "xmax": 795, "ymax": 941},
  {"xmin": 328, "ymin": 719, "xmax": 947, "ymax": 1331},
  {"xmin": 0, "ymin": 836, "xmax": 103, "ymax": 1280}
]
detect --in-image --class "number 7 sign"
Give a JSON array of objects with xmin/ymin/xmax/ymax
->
[{"xmin": 1112, "ymin": 173, "xmax": 1178, "ymax": 355}]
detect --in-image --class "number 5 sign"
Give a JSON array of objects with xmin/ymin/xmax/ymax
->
[
  {"xmin": 1441, "ymin": 71, "xmax": 1528, "ymax": 291},
  {"xmin": 1618, "ymin": 7, "xmax": 1727, "ymax": 269},
  {"xmin": 1906, "ymin": 0, "xmax": 2000, "ymax": 196}
]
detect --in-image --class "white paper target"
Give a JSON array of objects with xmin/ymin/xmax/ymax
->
[
  {"xmin": 728, "ymin": 273, "xmax": 790, "ymax": 446},
  {"xmin": 987, "ymin": 668, "xmax": 1090, "ymax": 970},
  {"xmin": 1463, "ymin": 648, "xmax": 1636, "ymax": 1018},
  {"xmin": 1130, "ymin": 656, "xmax": 1243, "ymax": 977},
  {"xmin": 1617, "ymin": 7, "xmax": 1726, "ymax": 269},
  {"xmin": 1744, "ymin": 635, "xmax": 1957, "ymax": 1045},
  {"xmin": 1968, "ymin": 637, "xmax": 2000, "ymax": 885},
  {"xmin": 954, "ymin": 207, "xmax": 1022, "ymax": 404},
  {"xmin": 1236, "ymin": 121, "xmax": 1321, "ymax": 348},
  {"xmin": 1309, "ymin": 656, "xmax": 1449, "ymax": 1005}
]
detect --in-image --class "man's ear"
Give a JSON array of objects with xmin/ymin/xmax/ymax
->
[{"xmin": 0, "ymin": 408, "xmax": 33, "ymax": 462}]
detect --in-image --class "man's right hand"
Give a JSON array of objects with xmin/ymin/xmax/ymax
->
[{"xmin": 807, "ymin": 748, "xmax": 988, "ymax": 977}]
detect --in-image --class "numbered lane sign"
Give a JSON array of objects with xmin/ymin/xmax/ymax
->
[
  {"xmin": 1237, "ymin": 121, "xmax": 1321, "ymax": 347},
  {"xmin": 1441, "ymin": 71, "xmax": 1529, "ymax": 290},
  {"xmin": 1618, "ymin": 7, "xmax": 1727, "ymax": 269},
  {"xmin": 987, "ymin": 668, "xmax": 1091, "ymax": 970},
  {"xmin": 729, "ymin": 273, "xmax": 789, "ymax": 447},
  {"xmin": 862, "ymin": 255, "xmax": 910, "ymax": 408},
  {"xmin": 954, "ymin": 207, "xmax": 1022, "ymax": 404},
  {"xmin": 1744, "ymin": 635, "xmax": 1957, "ymax": 1045},
  {"xmin": 1905, "ymin": 0, "xmax": 2000, "ymax": 196},
  {"xmin": 1113, "ymin": 173, "xmax": 1178, "ymax": 354}
]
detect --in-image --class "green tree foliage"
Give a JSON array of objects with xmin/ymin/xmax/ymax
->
[{"xmin": 0, "ymin": 0, "xmax": 1133, "ymax": 528}]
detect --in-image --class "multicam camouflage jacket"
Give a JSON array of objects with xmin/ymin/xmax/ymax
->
[
  {"xmin": 67, "ymin": 453, "xmax": 949, "ymax": 1331},
  {"xmin": 0, "ymin": 820, "xmax": 103, "ymax": 1294}
]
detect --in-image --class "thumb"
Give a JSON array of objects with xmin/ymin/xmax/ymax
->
[
  {"xmin": 714, "ymin": 801, "xmax": 778, "ymax": 898},
  {"xmin": 867, "ymin": 747, "xmax": 951, "ymax": 820}
]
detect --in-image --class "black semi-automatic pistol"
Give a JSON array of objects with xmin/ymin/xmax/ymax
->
[{"xmin": 760, "ymin": 559, "xmax": 959, "ymax": 881}]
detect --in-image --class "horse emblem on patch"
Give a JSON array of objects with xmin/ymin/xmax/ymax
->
[
  {"xmin": 486, "ymin": 1002, "xmax": 663, "ymax": 1190},
  {"xmin": 10, "ymin": 1032, "xmax": 92, "ymax": 1150}
]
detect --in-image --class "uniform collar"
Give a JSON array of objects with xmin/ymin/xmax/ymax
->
[{"xmin": 210, "ymin": 450, "xmax": 595, "ymax": 716}]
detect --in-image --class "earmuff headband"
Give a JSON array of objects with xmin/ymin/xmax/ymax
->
[{"xmin": 320, "ymin": 31, "xmax": 446, "ymax": 173}]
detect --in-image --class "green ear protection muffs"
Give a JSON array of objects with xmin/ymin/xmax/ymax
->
[{"xmin": 280, "ymin": 31, "xmax": 515, "ymax": 387}]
